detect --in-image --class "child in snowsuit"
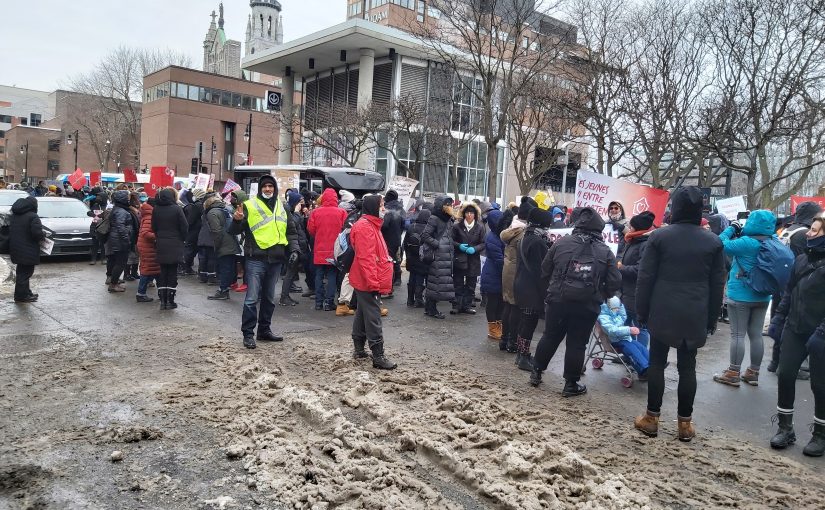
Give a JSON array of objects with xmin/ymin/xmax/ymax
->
[{"xmin": 598, "ymin": 297, "xmax": 650, "ymax": 377}]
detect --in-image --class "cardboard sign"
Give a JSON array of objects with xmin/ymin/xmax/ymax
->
[
  {"xmin": 546, "ymin": 225, "xmax": 621, "ymax": 255},
  {"xmin": 39, "ymin": 237, "xmax": 54, "ymax": 255},
  {"xmin": 790, "ymin": 195, "xmax": 825, "ymax": 214},
  {"xmin": 194, "ymin": 173, "xmax": 212, "ymax": 191},
  {"xmin": 715, "ymin": 196, "xmax": 748, "ymax": 221},
  {"xmin": 388, "ymin": 176, "xmax": 419, "ymax": 202},
  {"xmin": 575, "ymin": 170, "xmax": 669, "ymax": 223}
]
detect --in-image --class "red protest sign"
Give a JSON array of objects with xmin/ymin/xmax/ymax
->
[
  {"xmin": 123, "ymin": 168, "xmax": 138, "ymax": 183},
  {"xmin": 89, "ymin": 171, "xmax": 102, "ymax": 186},
  {"xmin": 68, "ymin": 169, "xmax": 87, "ymax": 190},
  {"xmin": 791, "ymin": 195, "xmax": 825, "ymax": 214},
  {"xmin": 146, "ymin": 166, "xmax": 175, "ymax": 198}
]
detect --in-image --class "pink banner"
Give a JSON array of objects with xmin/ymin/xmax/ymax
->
[
  {"xmin": 790, "ymin": 195, "xmax": 825, "ymax": 214},
  {"xmin": 575, "ymin": 170, "xmax": 670, "ymax": 224}
]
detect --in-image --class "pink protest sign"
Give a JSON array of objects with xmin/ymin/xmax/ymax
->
[{"xmin": 575, "ymin": 170, "xmax": 670, "ymax": 224}]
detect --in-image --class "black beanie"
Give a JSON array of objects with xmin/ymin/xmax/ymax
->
[
  {"xmin": 528, "ymin": 207, "xmax": 554, "ymax": 228},
  {"xmin": 385, "ymin": 189, "xmax": 399, "ymax": 203},
  {"xmin": 518, "ymin": 196, "xmax": 537, "ymax": 220},
  {"xmin": 629, "ymin": 211, "xmax": 656, "ymax": 231}
]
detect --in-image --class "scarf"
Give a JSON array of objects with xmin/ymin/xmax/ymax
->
[
  {"xmin": 464, "ymin": 220, "xmax": 475, "ymax": 230},
  {"xmin": 625, "ymin": 227, "xmax": 654, "ymax": 243}
]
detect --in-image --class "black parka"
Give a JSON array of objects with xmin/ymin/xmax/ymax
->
[
  {"xmin": 105, "ymin": 190, "xmax": 137, "ymax": 255},
  {"xmin": 423, "ymin": 196, "xmax": 455, "ymax": 302},
  {"xmin": 404, "ymin": 209, "xmax": 431, "ymax": 275},
  {"xmin": 514, "ymin": 225, "xmax": 552, "ymax": 310},
  {"xmin": 618, "ymin": 231, "xmax": 652, "ymax": 315},
  {"xmin": 151, "ymin": 189, "xmax": 188, "ymax": 265},
  {"xmin": 451, "ymin": 203, "xmax": 486, "ymax": 277},
  {"xmin": 9, "ymin": 197, "xmax": 45, "ymax": 266},
  {"xmin": 775, "ymin": 245, "xmax": 825, "ymax": 336}
]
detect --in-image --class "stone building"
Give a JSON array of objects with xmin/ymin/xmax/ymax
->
[{"xmin": 203, "ymin": 3, "xmax": 243, "ymax": 79}]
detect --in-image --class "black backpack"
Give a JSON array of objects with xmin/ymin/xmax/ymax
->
[{"xmin": 560, "ymin": 238, "xmax": 602, "ymax": 301}]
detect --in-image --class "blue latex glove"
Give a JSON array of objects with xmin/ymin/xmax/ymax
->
[
  {"xmin": 459, "ymin": 243, "xmax": 469, "ymax": 253},
  {"xmin": 466, "ymin": 246, "xmax": 476, "ymax": 255},
  {"xmin": 767, "ymin": 314, "xmax": 785, "ymax": 341},
  {"xmin": 807, "ymin": 328, "xmax": 825, "ymax": 359}
]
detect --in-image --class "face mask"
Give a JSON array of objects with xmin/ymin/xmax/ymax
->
[
  {"xmin": 379, "ymin": 209, "xmax": 386, "ymax": 219},
  {"xmin": 262, "ymin": 192, "xmax": 274, "ymax": 199},
  {"xmin": 807, "ymin": 235, "xmax": 825, "ymax": 249},
  {"xmin": 610, "ymin": 213, "xmax": 621, "ymax": 221}
]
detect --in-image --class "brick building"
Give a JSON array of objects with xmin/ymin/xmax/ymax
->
[{"xmin": 0, "ymin": 85, "xmax": 51, "ymax": 179}]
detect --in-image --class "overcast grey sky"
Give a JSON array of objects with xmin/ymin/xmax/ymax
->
[{"xmin": 1, "ymin": 0, "xmax": 346, "ymax": 91}]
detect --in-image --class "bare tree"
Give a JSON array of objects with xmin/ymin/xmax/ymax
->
[
  {"xmin": 697, "ymin": 0, "xmax": 825, "ymax": 209},
  {"xmin": 418, "ymin": 0, "xmax": 570, "ymax": 199},
  {"xmin": 299, "ymin": 103, "xmax": 373, "ymax": 167}
]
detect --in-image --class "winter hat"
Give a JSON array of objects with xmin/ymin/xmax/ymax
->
[
  {"xmin": 287, "ymin": 190, "xmax": 302, "ymax": 210},
  {"xmin": 339, "ymin": 189, "xmax": 355, "ymax": 203},
  {"xmin": 518, "ymin": 196, "xmax": 538, "ymax": 220},
  {"xmin": 191, "ymin": 188, "xmax": 207, "ymax": 201},
  {"xmin": 385, "ymin": 189, "xmax": 399, "ymax": 203},
  {"xmin": 527, "ymin": 207, "xmax": 554, "ymax": 228},
  {"xmin": 629, "ymin": 211, "xmax": 656, "ymax": 231},
  {"xmin": 608, "ymin": 296, "xmax": 622, "ymax": 311},
  {"xmin": 258, "ymin": 174, "xmax": 277, "ymax": 190},
  {"xmin": 362, "ymin": 194, "xmax": 383, "ymax": 218}
]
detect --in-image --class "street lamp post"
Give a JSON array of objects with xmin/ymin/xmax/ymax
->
[
  {"xmin": 66, "ymin": 130, "xmax": 79, "ymax": 172},
  {"xmin": 244, "ymin": 113, "xmax": 252, "ymax": 165},
  {"xmin": 19, "ymin": 142, "xmax": 29, "ymax": 184},
  {"xmin": 210, "ymin": 135, "xmax": 216, "ymax": 175},
  {"xmin": 104, "ymin": 139, "xmax": 111, "ymax": 172}
]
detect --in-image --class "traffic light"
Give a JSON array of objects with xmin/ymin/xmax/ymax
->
[{"xmin": 191, "ymin": 158, "xmax": 198, "ymax": 174}]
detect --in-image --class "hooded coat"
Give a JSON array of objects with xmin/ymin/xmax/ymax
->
[
  {"xmin": 381, "ymin": 190, "xmax": 406, "ymax": 255},
  {"xmin": 105, "ymin": 190, "xmax": 138, "ymax": 255},
  {"xmin": 137, "ymin": 202, "xmax": 160, "ymax": 276},
  {"xmin": 205, "ymin": 195, "xmax": 240, "ymax": 258},
  {"xmin": 228, "ymin": 175, "xmax": 299, "ymax": 263},
  {"xmin": 422, "ymin": 196, "xmax": 455, "ymax": 302},
  {"xmin": 184, "ymin": 196, "xmax": 204, "ymax": 246},
  {"xmin": 785, "ymin": 202, "xmax": 823, "ymax": 257},
  {"xmin": 501, "ymin": 220, "xmax": 528, "ymax": 305},
  {"xmin": 151, "ymin": 189, "xmax": 188, "ymax": 265},
  {"xmin": 9, "ymin": 197, "xmax": 45, "ymax": 266},
  {"xmin": 618, "ymin": 230, "xmax": 652, "ymax": 314},
  {"xmin": 451, "ymin": 202, "xmax": 486, "ymax": 277},
  {"xmin": 349, "ymin": 195, "xmax": 393, "ymax": 294},
  {"xmin": 541, "ymin": 208, "xmax": 621, "ymax": 314},
  {"xmin": 307, "ymin": 187, "xmax": 348, "ymax": 265},
  {"xmin": 775, "ymin": 239, "xmax": 825, "ymax": 336},
  {"xmin": 197, "ymin": 194, "xmax": 218, "ymax": 248},
  {"xmin": 635, "ymin": 187, "xmax": 726, "ymax": 349},
  {"xmin": 404, "ymin": 208, "xmax": 431, "ymax": 275},
  {"xmin": 514, "ymin": 222, "xmax": 554, "ymax": 310},
  {"xmin": 480, "ymin": 209, "xmax": 505, "ymax": 294},
  {"xmin": 719, "ymin": 209, "xmax": 777, "ymax": 303}
]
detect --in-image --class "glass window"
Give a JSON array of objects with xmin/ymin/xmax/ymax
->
[
  {"xmin": 221, "ymin": 91, "xmax": 231, "ymax": 106},
  {"xmin": 188, "ymin": 85, "xmax": 199, "ymax": 101},
  {"xmin": 0, "ymin": 130, "xmax": 4, "ymax": 138},
  {"xmin": 19, "ymin": 117, "xmax": 27, "ymax": 126},
  {"xmin": 30, "ymin": 113, "xmax": 42, "ymax": 127},
  {"xmin": 232, "ymin": 93, "xmax": 242, "ymax": 108},
  {"xmin": 200, "ymin": 87, "xmax": 210, "ymax": 102},
  {"xmin": 225, "ymin": 124, "xmax": 234, "ymax": 142},
  {"xmin": 242, "ymin": 95, "xmax": 252, "ymax": 110},
  {"xmin": 211, "ymin": 89, "xmax": 221, "ymax": 105},
  {"xmin": 170, "ymin": 82, "xmax": 177, "ymax": 97},
  {"xmin": 177, "ymin": 83, "xmax": 189, "ymax": 99}
]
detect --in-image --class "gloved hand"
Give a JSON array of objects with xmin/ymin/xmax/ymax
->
[
  {"xmin": 288, "ymin": 251, "xmax": 299, "ymax": 265},
  {"xmin": 466, "ymin": 246, "xmax": 476, "ymax": 255},
  {"xmin": 806, "ymin": 327, "xmax": 825, "ymax": 359},
  {"xmin": 459, "ymin": 243, "xmax": 469, "ymax": 253},
  {"xmin": 730, "ymin": 221, "xmax": 743, "ymax": 236},
  {"xmin": 767, "ymin": 314, "xmax": 786, "ymax": 341}
]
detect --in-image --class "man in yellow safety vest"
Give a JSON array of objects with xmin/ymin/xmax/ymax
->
[{"xmin": 230, "ymin": 174, "xmax": 299, "ymax": 349}]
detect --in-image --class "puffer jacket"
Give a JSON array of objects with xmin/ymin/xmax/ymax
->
[
  {"xmin": 480, "ymin": 210, "xmax": 504, "ymax": 294},
  {"xmin": 618, "ymin": 229, "xmax": 652, "ymax": 314},
  {"xmin": 205, "ymin": 196, "xmax": 240, "ymax": 258},
  {"xmin": 423, "ymin": 196, "xmax": 455, "ymax": 302},
  {"xmin": 541, "ymin": 208, "xmax": 622, "ymax": 314},
  {"xmin": 307, "ymin": 187, "xmax": 347, "ymax": 265},
  {"xmin": 514, "ymin": 226, "xmax": 553, "ymax": 310},
  {"xmin": 381, "ymin": 197, "xmax": 407, "ymax": 254},
  {"xmin": 404, "ymin": 209, "xmax": 431, "ymax": 275},
  {"xmin": 719, "ymin": 209, "xmax": 776, "ymax": 303},
  {"xmin": 349, "ymin": 208, "xmax": 393, "ymax": 294},
  {"xmin": 137, "ymin": 202, "xmax": 160, "ymax": 276},
  {"xmin": 105, "ymin": 190, "xmax": 137, "ymax": 255},
  {"xmin": 184, "ymin": 200, "xmax": 204, "ymax": 245},
  {"xmin": 775, "ymin": 243, "xmax": 825, "ymax": 335},
  {"xmin": 197, "ymin": 194, "xmax": 218, "ymax": 248},
  {"xmin": 9, "ymin": 197, "xmax": 45, "ymax": 266},
  {"xmin": 500, "ymin": 219, "xmax": 527, "ymax": 305},
  {"xmin": 151, "ymin": 188, "xmax": 189, "ymax": 265},
  {"xmin": 451, "ymin": 203, "xmax": 486, "ymax": 277},
  {"xmin": 597, "ymin": 303, "xmax": 632, "ymax": 343}
]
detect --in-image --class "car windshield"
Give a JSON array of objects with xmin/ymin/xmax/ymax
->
[
  {"xmin": 0, "ymin": 192, "xmax": 28, "ymax": 206},
  {"xmin": 37, "ymin": 200, "xmax": 90, "ymax": 218}
]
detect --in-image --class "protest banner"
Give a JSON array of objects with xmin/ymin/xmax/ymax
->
[
  {"xmin": 193, "ymin": 173, "xmax": 211, "ymax": 191},
  {"xmin": 123, "ymin": 168, "xmax": 138, "ymax": 183},
  {"xmin": 222, "ymin": 179, "xmax": 241, "ymax": 203},
  {"xmin": 575, "ymin": 170, "xmax": 669, "ymax": 222},
  {"xmin": 715, "ymin": 196, "xmax": 747, "ymax": 221},
  {"xmin": 146, "ymin": 166, "xmax": 175, "ymax": 197},
  {"xmin": 68, "ymin": 169, "xmax": 87, "ymax": 190},
  {"xmin": 89, "ymin": 171, "xmax": 102, "ymax": 186},
  {"xmin": 546, "ymin": 225, "xmax": 622, "ymax": 255},
  {"xmin": 790, "ymin": 195, "xmax": 825, "ymax": 214}
]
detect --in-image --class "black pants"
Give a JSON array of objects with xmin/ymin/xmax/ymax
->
[
  {"xmin": 183, "ymin": 242, "xmax": 197, "ymax": 271},
  {"xmin": 14, "ymin": 264, "xmax": 35, "ymax": 299},
  {"xmin": 533, "ymin": 302, "xmax": 598, "ymax": 382},
  {"xmin": 647, "ymin": 338, "xmax": 698, "ymax": 418},
  {"xmin": 280, "ymin": 255, "xmax": 302, "ymax": 297},
  {"xmin": 352, "ymin": 289, "xmax": 384, "ymax": 351},
  {"xmin": 109, "ymin": 251, "xmax": 129, "ymax": 284},
  {"xmin": 453, "ymin": 269, "xmax": 477, "ymax": 310},
  {"xmin": 484, "ymin": 292, "xmax": 503, "ymax": 323},
  {"xmin": 90, "ymin": 235, "xmax": 104, "ymax": 262},
  {"xmin": 198, "ymin": 246, "xmax": 216, "ymax": 282},
  {"xmin": 502, "ymin": 302, "xmax": 521, "ymax": 342},
  {"xmin": 157, "ymin": 264, "xmax": 178, "ymax": 293},
  {"xmin": 519, "ymin": 308, "xmax": 541, "ymax": 340},
  {"xmin": 389, "ymin": 245, "xmax": 402, "ymax": 284},
  {"xmin": 777, "ymin": 327, "xmax": 825, "ymax": 420}
]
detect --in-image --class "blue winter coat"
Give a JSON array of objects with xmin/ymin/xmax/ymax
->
[
  {"xmin": 598, "ymin": 303, "xmax": 633, "ymax": 344},
  {"xmin": 480, "ymin": 230, "xmax": 504, "ymax": 293},
  {"xmin": 719, "ymin": 209, "xmax": 776, "ymax": 303}
]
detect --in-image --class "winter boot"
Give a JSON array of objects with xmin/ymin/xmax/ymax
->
[
  {"xmin": 515, "ymin": 338, "xmax": 533, "ymax": 371},
  {"xmin": 243, "ymin": 336, "xmax": 256, "ymax": 349},
  {"xmin": 634, "ymin": 410, "xmax": 660, "ymax": 437},
  {"xmin": 158, "ymin": 289, "xmax": 168, "ymax": 310},
  {"xmin": 352, "ymin": 338, "xmax": 370, "ymax": 359},
  {"xmin": 770, "ymin": 412, "xmax": 796, "ymax": 449},
  {"xmin": 499, "ymin": 331, "xmax": 509, "ymax": 351},
  {"xmin": 413, "ymin": 285, "xmax": 425, "ymax": 308},
  {"xmin": 336, "ymin": 303, "xmax": 355, "ymax": 316},
  {"xmin": 529, "ymin": 366, "xmax": 543, "ymax": 387},
  {"xmin": 370, "ymin": 342, "xmax": 397, "ymax": 370},
  {"xmin": 167, "ymin": 289, "xmax": 178, "ymax": 309},
  {"xmin": 803, "ymin": 422, "xmax": 825, "ymax": 457},
  {"xmin": 713, "ymin": 368, "xmax": 741, "ymax": 387},
  {"xmin": 561, "ymin": 380, "xmax": 587, "ymax": 398},
  {"xmin": 449, "ymin": 300, "xmax": 459, "ymax": 315},
  {"xmin": 677, "ymin": 416, "xmax": 696, "ymax": 442},
  {"xmin": 506, "ymin": 333, "xmax": 518, "ymax": 353},
  {"xmin": 425, "ymin": 300, "xmax": 445, "ymax": 319},
  {"xmin": 487, "ymin": 322, "xmax": 502, "ymax": 341},
  {"xmin": 208, "ymin": 289, "xmax": 230, "ymax": 300},
  {"xmin": 742, "ymin": 368, "xmax": 759, "ymax": 386},
  {"xmin": 136, "ymin": 294, "xmax": 154, "ymax": 303},
  {"xmin": 406, "ymin": 283, "xmax": 416, "ymax": 307}
]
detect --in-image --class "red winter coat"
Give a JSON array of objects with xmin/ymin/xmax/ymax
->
[
  {"xmin": 137, "ymin": 202, "xmax": 160, "ymax": 276},
  {"xmin": 307, "ymin": 188, "xmax": 347, "ymax": 265},
  {"xmin": 349, "ymin": 214, "xmax": 393, "ymax": 294}
]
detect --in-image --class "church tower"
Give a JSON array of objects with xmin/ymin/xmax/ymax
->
[{"xmin": 245, "ymin": 0, "xmax": 283, "ymax": 58}]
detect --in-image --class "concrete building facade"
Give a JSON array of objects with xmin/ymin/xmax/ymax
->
[{"xmin": 0, "ymin": 86, "xmax": 52, "ymax": 178}]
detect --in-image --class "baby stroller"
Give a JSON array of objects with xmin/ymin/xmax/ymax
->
[{"xmin": 582, "ymin": 322, "xmax": 636, "ymax": 388}]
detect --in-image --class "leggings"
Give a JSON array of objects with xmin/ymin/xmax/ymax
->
[
  {"xmin": 109, "ymin": 251, "xmax": 129, "ymax": 284},
  {"xmin": 484, "ymin": 292, "xmax": 503, "ymax": 323},
  {"xmin": 777, "ymin": 327, "xmax": 825, "ymax": 421},
  {"xmin": 647, "ymin": 338, "xmax": 698, "ymax": 418},
  {"xmin": 727, "ymin": 299, "xmax": 768, "ymax": 370},
  {"xmin": 502, "ymin": 301, "xmax": 521, "ymax": 342}
]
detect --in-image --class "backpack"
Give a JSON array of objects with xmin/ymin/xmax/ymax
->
[
  {"xmin": 95, "ymin": 209, "xmax": 111, "ymax": 237},
  {"xmin": 739, "ymin": 236, "xmax": 795, "ymax": 296},
  {"xmin": 779, "ymin": 226, "xmax": 807, "ymax": 247},
  {"xmin": 560, "ymin": 238, "xmax": 602, "ymax": 302},
  {"xmin": 333, "ymin": 226, "xmax": 355, "ymax": 274}
]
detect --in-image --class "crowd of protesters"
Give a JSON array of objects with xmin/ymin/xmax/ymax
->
[{"xmin": 5, "ymin": 174, "xmax": 824, "ymax": 457}]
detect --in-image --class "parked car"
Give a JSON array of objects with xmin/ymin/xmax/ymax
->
[
  {"xmin": 35, "ymin": 197, "xmax": 94, "ymax": 256},
  {"xmin": 0, "ymin": 189, "xmax": 30, "ymax": 215}
]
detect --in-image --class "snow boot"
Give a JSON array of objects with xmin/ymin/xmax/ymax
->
[
  {"xmin": 742, "ymin": 368, "xmax": 759, "ymax": 386},
  {"xmin": 770, "ymin": 412, "xmax": 796, "ymax": 449},
  {"xmin": 529, "ymin": 366, "xmax": 543, "ymax": 387},
  {"xmin": 413, "ymin": 285, "xmax": 425, "ymax": 308},
  {"xmin": 336, "ymin": 303, "xmax": 355, "ymax": 316},
  {"xmin": 514, "ymin": 337, "xmax": 533, "ymax": 371},
  {"xmin": 803, "ymin": 422, "xmax": 825, "ymax": 457},
  {"xmin": 406, "ymin": 283, "xmax": 416, "ymax": 307},
  {"xmin": 634, "ymin": 410, "xmax": 660, "ymax": 437},
  {"xmin": 167, "ymin": 289, "xmax": 178, "ymax": 309},
  {"xmin": 713, "ymin": 368, "xmax": 741, "ymax": 387},
  {"xmin": 561, "ymin": 380, "xmax": 587, "ymax": 398},
  {"xmin": 487, "ymin": 322, "xmax": 502, "ymax": 341},
  {"xmin": 158, "ymin": 289, "xmax": 168, "ymax": 310},
  {"xmin": 370, "ymin": 342, "xmax": 397, "ymax": 370},
  {"xmin": 425, "ymin": 300, "xmax": 445, "ymax": 319},
  {"xmin": 352, "ymin": 338, "xmax": 370, "ymax": 359},
  {"xmin": 677, "ymin": 416, "xmax": 696, "ymax": 442},
  {"xmin": 506, "ymin": 333, "xmax": 517, "ymax": 353}
]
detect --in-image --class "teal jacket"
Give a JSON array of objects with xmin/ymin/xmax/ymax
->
[
  {"xmin": 598, "ymin": 303, "xmax": 632, "ymax": 343},
  {"xmin": 719, "ymin": 209, "xmax": 776, "ymax": 303}
]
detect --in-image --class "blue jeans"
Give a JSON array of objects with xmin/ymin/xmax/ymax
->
[
  {"xmin": 625, "ymin": 310, "xmax": 650, "ymax": 348},
  {"xmin": 217, "ymin": 255, "xmax": 236, "ymax": 292},
  {"xmin": 314, "ymin": 265, "xmax": 338, "ymax": 307},
  {"xmin": 242, "ymin": 259, "xmax": 282, "ymax": 339},
  {"xmin": 137, "ymin": 275, "xmax": 155, "ymax": 296},
  {"xmin": 612, "ymin": 339, "xmax": 650, "ymax": 375}
]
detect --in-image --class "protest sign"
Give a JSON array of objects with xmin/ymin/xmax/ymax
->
[
  {"xmin": 388, "ymin": 176, "xmax": 419, "ymax": 200},
  {"xmin": 546, "ymin": 225, "xmax": 622, "ymax": 255},
  {"xmin": 790, "ymin": 195, "xmax": 825, "ymax": 214},
  {"xmin": 715, "ymin": 196, "xmax": 747, "ymax": 221},
  {"xmin": 193, "ymin": 173, "xmax": 211, "ymax": 191},
  {"xmin": 68, "ymin": 169, "xmax": 87, "ymax": 190},
  {"xmin": 575, "ymin": 170, "xmax": 669, "ymax": 222},
  {"xmin": 123, "ymin": 168, "xmax": 138, "ymax": 183},
  {"xmin": 147, "ymin": 166, "xmax": 175, "ymax": 197},
  {"xmin": 89, "ymin": 171, "xmax": 102, "ymax": 186}
]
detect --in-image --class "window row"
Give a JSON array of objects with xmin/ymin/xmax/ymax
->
[{"xmin": 144, "ymin": 81, "xmax": 271, "ymax": 112}]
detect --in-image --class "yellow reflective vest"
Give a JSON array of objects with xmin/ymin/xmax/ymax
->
[{"xmin": 245, "ymin": 196, "xmax": 288, "ymax": 250}]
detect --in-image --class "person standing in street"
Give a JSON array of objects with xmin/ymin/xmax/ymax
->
[
  {"xmin": 307, "ymin": 188, "xmax": 347, "ymax": 311},
  {"xmin": 618, "ymin": 211, "xmax": 656, "ymax": 349},
  {"xmin": 529, "ymin": 207, "xmax": 621, "ymax": 396},
  {"xmin": 181, "ymin": 188, "xmax": 206, "ymax": 276},
  {"xmin": 633, "ymin": 187, "xmax": 726, "ymax": 442},
  {"xmin": 422, "ymin": 196, "xmax": 456, "ymax": 319},
  {"xmin": 768, "ymin": 216, "xmax": 825, "ymax": 457},
  {"xmin": 205, "ymin": 194, "xmax": 240, "ymax": 301},
  {"xmin": 88, "ymin": 189, "xmax": 108, "ymax": 265},
  {"xmin": 480, "ymin": 207, "xmax": 505, "ymax": 341},
  {"xmin": 349, "ymin": 194, "xmax": 397, "ymax": 369},
  {"xmin": 279, "ymin": 190, "xmax": 309, "ymax": 307},
  {"xmin": 105, "ymin": 190, "xmax": 139, "ymax": 293},
  {"xmin": 451, "ymin": 202, "xmax": 486, "ymax": 315},
  {"xmin": 135, "ymin": 196, "xmax": 159, "ymax": 303},
  {"xmin": 229, "ymin": 175, "xmax": 299, "ymax": 349},
  {"xmin": 151, "ymin": 188, "xmax": 188, "ymax": 309},
  {"xmin": 9, "ymin": 196, "xmax": 45, "ymax": 303},
  {"xmin": 381, "ymin": 189, "xmax": 407, "ymax": 292}
]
